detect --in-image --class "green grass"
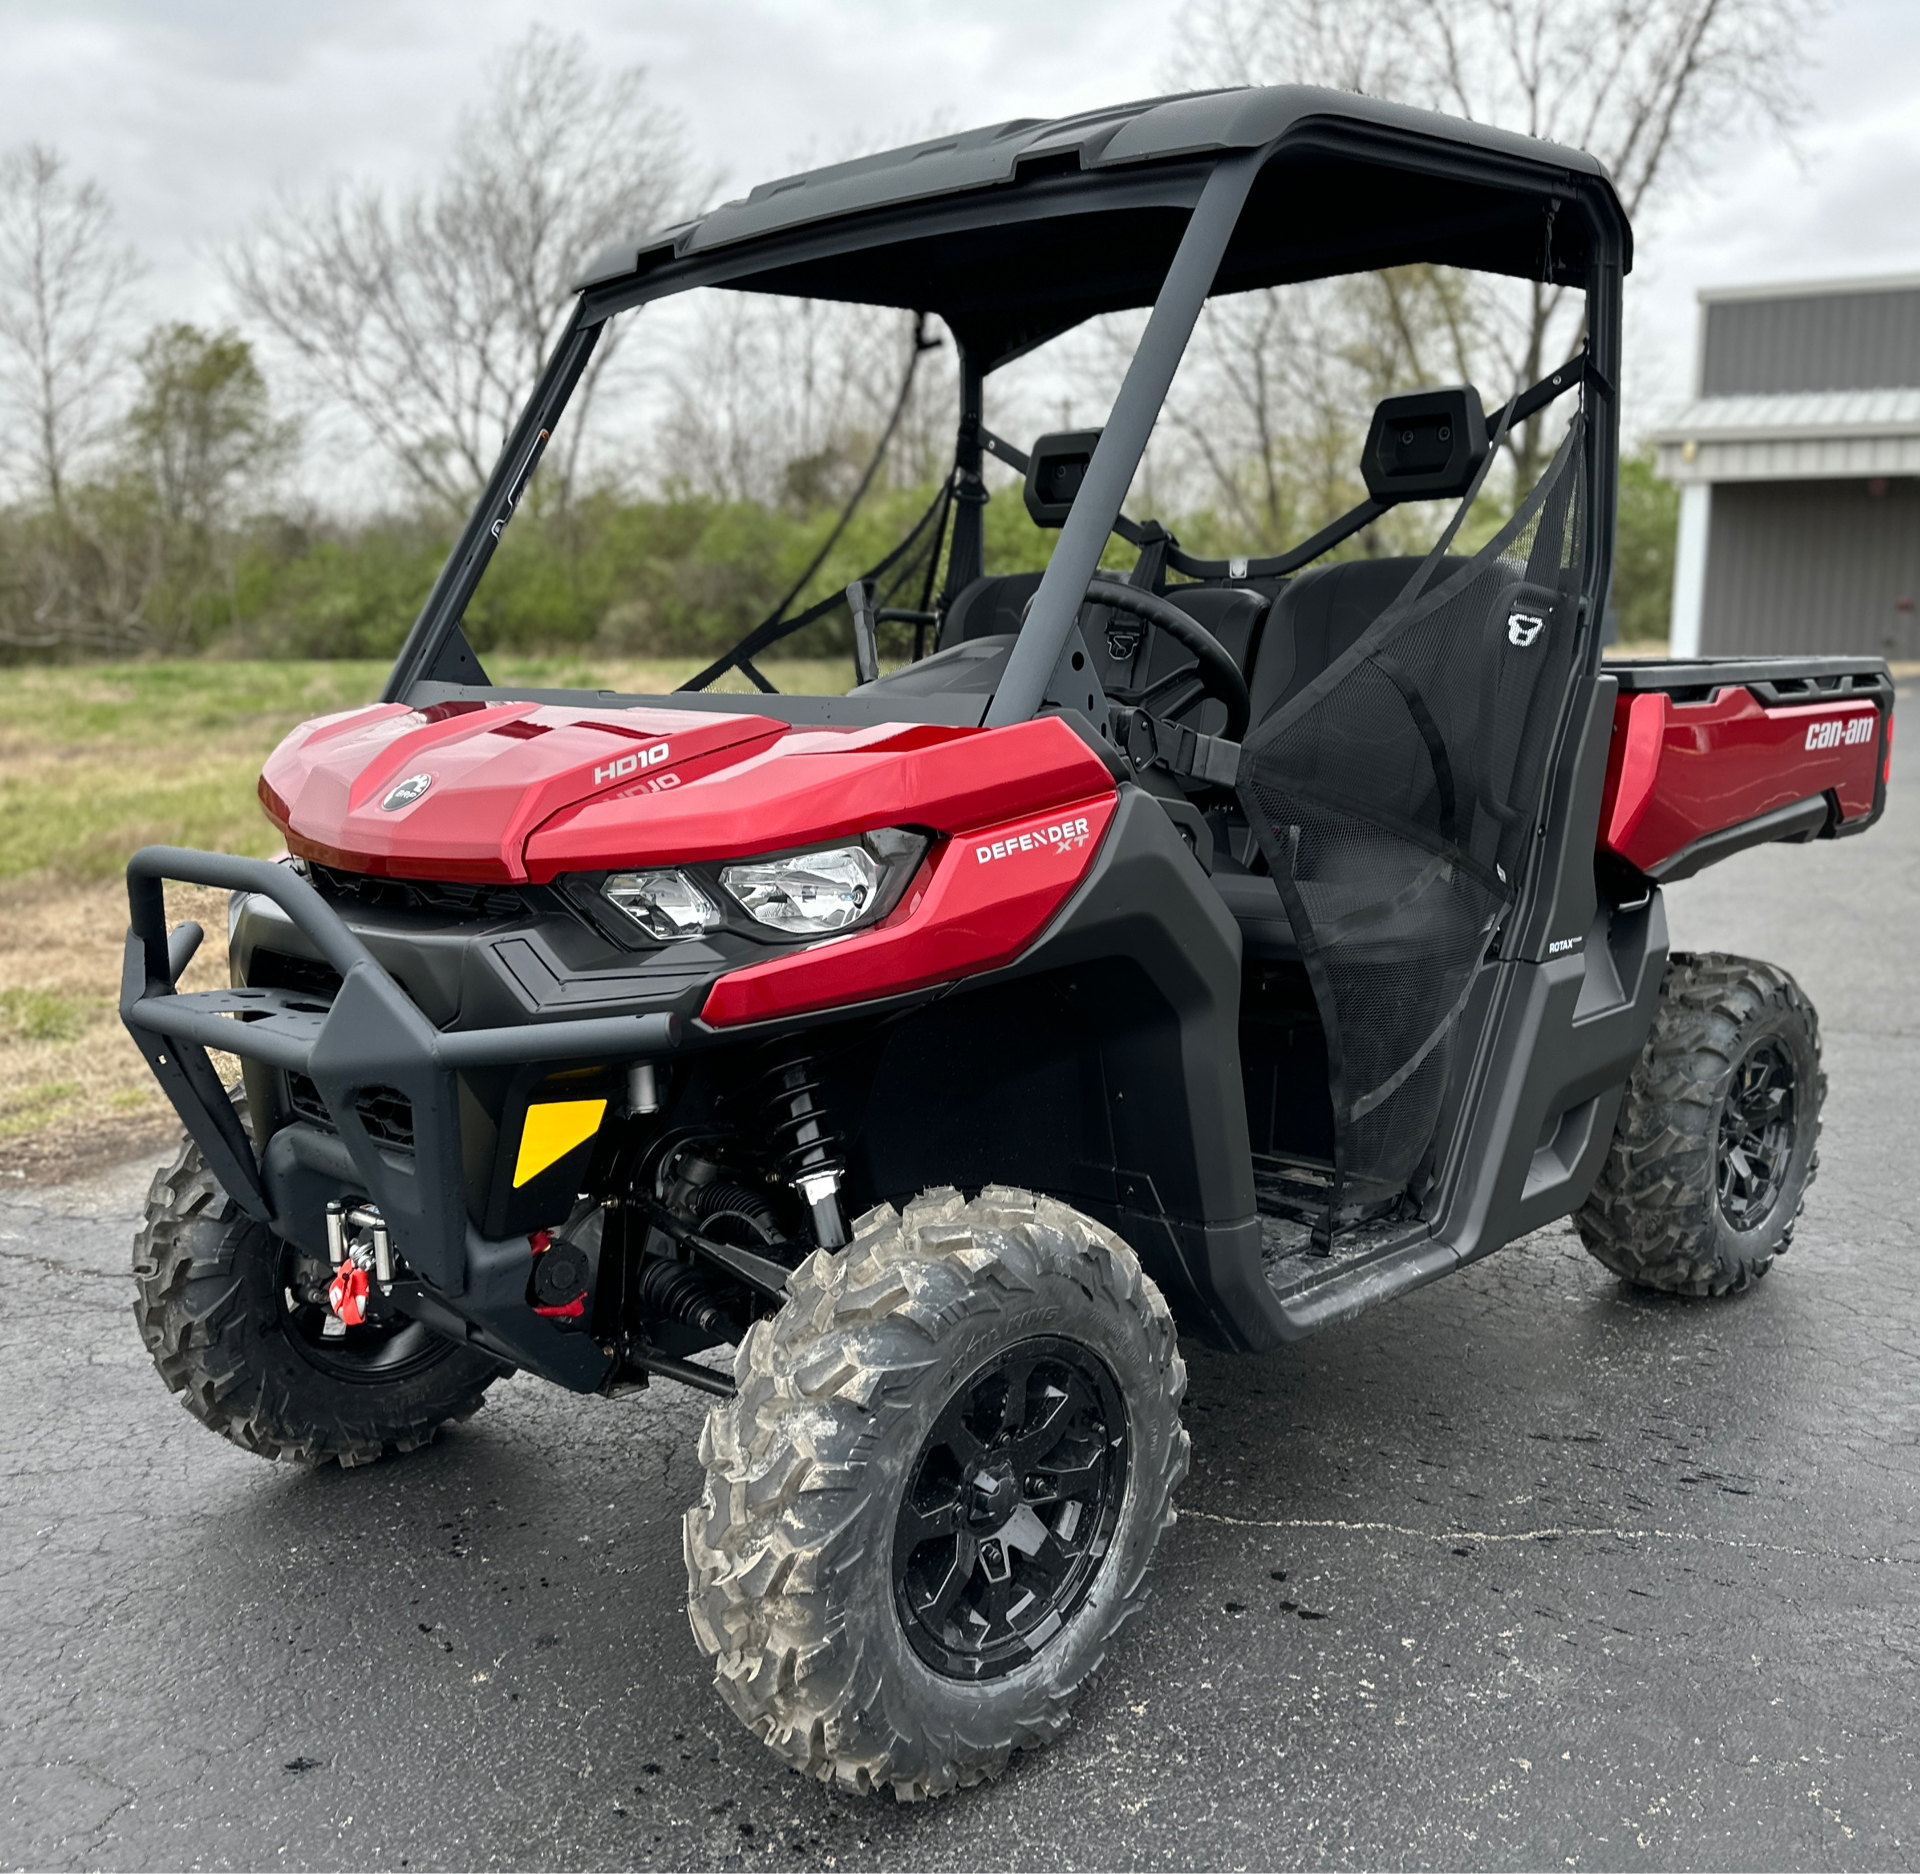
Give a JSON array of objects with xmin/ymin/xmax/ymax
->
[
  {"xmin": 0, "ymin": 1078, "xmax": 84, "ymax": 1137},
  {"xmin": 0, "ymin": 654, "xmax": 849, "ymax": 882},
  {"xmin": 0, "ymin": 987, "xmax": 93, "ymax": 1042}
]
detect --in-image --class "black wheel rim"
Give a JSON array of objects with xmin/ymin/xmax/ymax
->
[
  {"xmin": 1717, "ymin": 1036, "xmax": 1797, "ymax": 1232},
  {"xmin": 277, "ymin": 1244, "xmax": 451, "ymax": 1385},
  {"xmin": 892, "ymin": 1336, "xmax": 1128, "ymax": 1681}
]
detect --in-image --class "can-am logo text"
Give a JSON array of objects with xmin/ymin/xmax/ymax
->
[
  {"xmin": 976, "ymin": 816, "xmax": 1093, "ymax": 865},
  {"xmin": 1804, "ymin": 715, "xmax": 1875, "ymax": 752},
  {"xmin": 593, "ymin": 744, "xmax": 671, "ymax": 786}
]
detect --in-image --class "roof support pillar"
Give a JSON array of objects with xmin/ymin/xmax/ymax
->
[
  {"xmin": 1670, "ymin": 481, "xmax": 1712, "ymax": 657},
  {"xmin": 942, "ymin": 347, "xmax": 987, "ymax": 611},
  {"xmin": 985, "ymin": 150, "xmax": 1263, "ymax": 728}
]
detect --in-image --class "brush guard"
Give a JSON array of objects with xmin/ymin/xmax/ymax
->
[{"xmin": 120, "ymin": 847, "xmax": 680, "ymax": 1379}]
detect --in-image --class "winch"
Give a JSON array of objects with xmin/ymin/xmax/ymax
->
[{"xmin": 323, "ymin": 1199, "xmax": 394, "ymax": 1335}]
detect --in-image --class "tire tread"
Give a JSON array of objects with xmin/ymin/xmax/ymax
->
[
  {"xmin": 1575, "ymin": 951, "xmax": 1824, "ymax": 1297},
  {"xmin": 685, "ymin": 1186, "xmax": 1187, "ymax": 1800},
  {"xmin": 132, "ymin": 1125, "xmax": 500, "ymax": 1466}
]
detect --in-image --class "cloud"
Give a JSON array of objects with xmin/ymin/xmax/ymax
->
[
  {"xmin": 0, "ymin": 0, "xmax": 1174, "ymax": 321},
  {"xmin": 4, "ymin": 0, "xmax": 1914, "ymax": 447},
  {"xmin": 1625, "ymin": 0, "xmax": 1920, "ymax": 430}
]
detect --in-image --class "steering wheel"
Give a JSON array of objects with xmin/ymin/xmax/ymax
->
[{"xmin": 1086, "ymin": 576, "xmax": 1251, "ymax": 742}]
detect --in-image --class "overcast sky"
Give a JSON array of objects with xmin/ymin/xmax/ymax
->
[{"xmin": 5, "ymin": 0, "xmax": 1919, "ymax": 440}]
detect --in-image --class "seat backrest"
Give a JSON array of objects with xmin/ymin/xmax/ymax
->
[
  {"xmin": 937, "ymin": 572, "xmax": 1045, "ymax": 649},
  {"xmin": 1246, "ymin": 555, "xmax": 1469, "ymax": 725}
]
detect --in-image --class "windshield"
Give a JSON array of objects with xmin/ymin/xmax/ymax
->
[{"xmin": 436, "ymin": 271, "xmax": 1580, "ymax": 707}]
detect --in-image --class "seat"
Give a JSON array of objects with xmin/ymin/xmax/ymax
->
[
  {"xmin": 942, "ymin": 572, "xmax": 1272, "ymax": 738},
  {"xmin": 1217, "ymin": 556, "xmax": 1467, "ymax": 961},
  {"xmin": 1243, "ymin": 555, "xmax": 1469, "ymax": 725},
  {"xmin": 937, "ymin": 572, "xmax": 1045, "ymax": 649},
  {"xmin": 1088, "ymin": 582, "xmax": 1271, "ymax": 738},
  {"xmin": 1159, "ymin": 584, "xmax": 1271, "ymax": 676}
]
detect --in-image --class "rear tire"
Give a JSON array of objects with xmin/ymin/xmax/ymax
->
[
  {"xmin": 685, "ymin": 1186, "xmax": 1187, "ymax": 1800},
  {"xmin": 1576, "ymin": 952, "xmax": 1823, "ymax": 1297},
  {"xmin": 133, "ymin": 1124, "xmax": 505, "ymax": 1465}
]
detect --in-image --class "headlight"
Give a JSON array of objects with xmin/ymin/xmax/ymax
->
[
  {"xmin": 723, "ymin": 829, "xmax": 926, "ymax": 938},
  {"xmin": 722, "ymin": 845, "xmax": 882, "ymax": 935},
  {"xmin": 602, "ymin": 870, "xmax": 722, "ymax": 941}
]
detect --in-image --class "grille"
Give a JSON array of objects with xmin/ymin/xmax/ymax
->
[
  {"xmin": 307, "ymin": 863, "xmax": 532, "ymax": 921},
  {"xmin": 284, "ymin": 1074, "xmax": 415, "ymax": 1151},
  {"xmin": 286, "ymin": 1072, "xmax": 330, "ymax": 1130},
  {"xmin": 247, "ymin": 948, "xmax": 344, "ymax": 999},
  {"xmin": 355, "ymin": 1085, "xmax": 416, "ymax": 1150}
]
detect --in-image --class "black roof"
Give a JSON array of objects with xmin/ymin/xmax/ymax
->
[{"xmin": 578, "ymin": 86, "xmax": 1629, "ymax": 370}]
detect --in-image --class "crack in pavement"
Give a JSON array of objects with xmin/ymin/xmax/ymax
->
[
  {"xmin": 1179, "ymin": 1507, "xmax": 1920, "ymax": 1566},
  {"xmin": 0, "ymin": 1245, "xmax": 126, "ymax": 1281}
]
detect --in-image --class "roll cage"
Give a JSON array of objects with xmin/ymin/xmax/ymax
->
[{"xmin": 380, "ymin": 84, "xmax": 1630, "ymax": 717}]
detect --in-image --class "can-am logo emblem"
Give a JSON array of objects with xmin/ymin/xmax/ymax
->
[
  {"xmin": 1804, "ymin": 714, "xmax": 1875, "ymax": 751},
  {"xmin": 1507, "ymin": 611, "xmax": 1546, "ymax": 648},
  {"xmin": 592, "ymin": 743, "xmax": 671, "ymax": 787},
  {"xmin": 381, "ymin": 772, "xmax": 433, "ymax": 811}
]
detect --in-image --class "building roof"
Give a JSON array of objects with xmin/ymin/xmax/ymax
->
[
  {"xmin": 1655, "ymin": 389, "xmax": 1920, "ymax": 485},
  {"xmin": 573, "ymin": 86, "xmax": 1628, "ymax": 369},
  {"xmin": 1695, "ymin": 271, "xmax": 1920, "ymax": 304}
]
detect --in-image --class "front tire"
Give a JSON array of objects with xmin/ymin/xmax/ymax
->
[
  {"xmin": 1576, "ymin": 952, "xmax": 1823, "ymax": 1296},
  {"xmin": 133, "ymin": 1127, "xmax": 505, "ymax": 1465},
  {"xmin": 685, "ymin": 1186, "xmax": 1187, "ymax": 1800}
]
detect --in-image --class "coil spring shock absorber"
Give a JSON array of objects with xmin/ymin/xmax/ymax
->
[{"xmin": 758, "ymin": 1050, "xmax": 849, "ymax": 1249}]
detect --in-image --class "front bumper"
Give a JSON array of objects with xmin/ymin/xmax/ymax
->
[{"xmin": 121, "ymin": 846, "xmax": 685, "ymax": 1386}]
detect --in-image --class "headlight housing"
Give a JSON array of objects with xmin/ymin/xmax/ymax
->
[
  {"xmin": 721, "ymin": 846, "xmax": 880, "ymax": 935},
  {"xmin": 602, "ymin": 869, "xmax": 722, "ymax": 941},
  {"xmin": 597, "ymin": 829, "xmax": 925, "ymax": 945},
  {"xmin": 724, "ymin": 828, "xmax": 925, "ymax": 936}
]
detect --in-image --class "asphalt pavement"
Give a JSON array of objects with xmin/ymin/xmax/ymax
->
[{"xmin": 4, "ymin": 758, "xmax": 1916, "ymax": 1872}]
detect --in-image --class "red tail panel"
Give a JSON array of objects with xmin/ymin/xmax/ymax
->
[{"xmin": 1598, "ymin": 686, "xmax": 1885, "ymax": 877}]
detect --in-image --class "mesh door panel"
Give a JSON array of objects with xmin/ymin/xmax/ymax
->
[{"xmin": 1238, "ymin": 420, "xmax": 1588, "ymax": 1217}]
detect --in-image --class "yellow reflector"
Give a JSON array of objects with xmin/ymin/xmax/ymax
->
[{"xmin": 513, "ymin": 1097, "xmax": 607, "ymax": 1187}]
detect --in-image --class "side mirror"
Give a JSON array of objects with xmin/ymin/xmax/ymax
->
[
  {"xmin": 1024, "ymin": 429, "xmax": 1104, "ymax": 527},
  {"xmin": 1361, "ymin": 386, "xmax": 1488, "ymax": 503}
]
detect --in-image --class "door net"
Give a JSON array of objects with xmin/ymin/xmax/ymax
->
[{"xmin": 1236, "ymin": 416, "xmax": 1589, "ymax": 1222}]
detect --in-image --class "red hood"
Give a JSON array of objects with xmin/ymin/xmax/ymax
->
[{"xmin": 258, "ymin": 698, "xmax": 1114, "ymax": 883}]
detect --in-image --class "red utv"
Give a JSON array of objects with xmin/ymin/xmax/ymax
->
[{"xmin": 122, "ymin": 87, "xmax": 1893, "ymax": 1799}]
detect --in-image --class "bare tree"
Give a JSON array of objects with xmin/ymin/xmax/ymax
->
[
  {"xmin": 228, "ymin": 28, "xmax": 703, "ymax": 512},
  {"xmin": 1131, "ymin": 264, "xmax": 1479, "ymax": 546},
  {"xmin": 1042, "ymin": 257, "xmax": 1480, "ymax": 562},
  {"xmin": 653, "ymin": 294, "xmax": 952, "ymax": 509},
  {"xmin": 1173, "ymin": 0, "xmax": 1818, "ymax": 485},
  {"xmin": 0, "ymin": 144, "xmax": 143, "ymax": 513}
]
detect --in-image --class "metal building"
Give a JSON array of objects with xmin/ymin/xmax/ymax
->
[{"xmin": 1654, "ymin": 275, "xmax": 1920, "ymax": 659}]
